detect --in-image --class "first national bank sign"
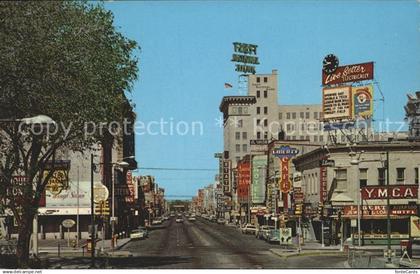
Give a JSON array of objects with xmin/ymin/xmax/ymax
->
[{"xmin": 231, "ymin": 42, "xmax": 259, "ymax": 74}]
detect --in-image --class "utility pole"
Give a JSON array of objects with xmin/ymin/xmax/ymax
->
[
  {"xmin": 386, "ymin": 150, "xmax": 391, "ymax": 263},
  {"xmin": 90, "ymin": 154, "xmax": 95, "ymax": 268},
  {"xmin": 76, "ymin": 166, "xmax": 80, "ymax": 248}
]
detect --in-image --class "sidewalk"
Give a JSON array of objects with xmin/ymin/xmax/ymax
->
[{"xmin": 37, "ymin": 238, "xmax": 131, "ymax": 257}]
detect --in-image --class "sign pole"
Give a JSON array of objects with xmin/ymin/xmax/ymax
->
[{"xmin": 90, "ymin": 154, "xmax": 95, "ymax": 268}]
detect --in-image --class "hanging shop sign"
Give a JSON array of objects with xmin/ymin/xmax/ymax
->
[
  {"xmin": 43, "ymin": 160, "xmax": 71, "ymax": 196},
  {"xmin": 231, "ymin": 42, "xmax": 259, "ymax": 74},
  {"xmin": 361, "ymin": 185, "xmax": 418, "ymax": 200},
  {"xmin": 280, "ymin": 158, "xmax": 291, "ymax": 194},
  {"xmin": 222, "ymin": 160, "xmax": 232, "ymax": 194},
  {"xmin": 322, "ymin": 86, "xmax": 352, "ymax": 122},
  {"xmin": 352, "ymin": 85, "xmax": 374, "ymax": 120},
  {"xmin": 126, "ymin": 171, "xmax": 135, "ymax": 204},
  {"xmin": 250, "ymin": 139, "xmax": 269, "ymax": 153},
  {"xmin": 322, "ymin": 62, "xmax": 374, "ymax": 86},
  {"xmin": 251, "ymin": 155, "xmax": 267, "ymax": 204}
]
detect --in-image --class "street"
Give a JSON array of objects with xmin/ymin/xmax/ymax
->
[{"xmin": 114, "ymin": 216, "xmax": 347, "ymax": 269}]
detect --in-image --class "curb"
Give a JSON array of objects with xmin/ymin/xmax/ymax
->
[
  {"xmin": 269, "ymin": 248, "xmax": 346, "ymax": 259},
  {"xmin": 115, "ymin": 239, "xmax": 131, "ymax": 250}
]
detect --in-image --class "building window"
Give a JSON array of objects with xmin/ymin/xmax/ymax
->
[
  {"xmin": 242, "ymin": 144, "xmax": 247, "ymax": 152},
  {"xmin": 238, "ymin": 119, "xmax": 243, "ymax": 128},
  {"xmin": 306, "ymin": 112, "xmax": 310, "ymax": 119},
  {"xmin": 292, "ymin": 112, "xmax": 296, "ymax": 119},
  {"xmin": 264, "ymin": 90, "xmax": 267, "ymax": 98},
  {"xmin": 336, "ymin": 169, "xmax": 347, "ymax": 190},
  {"xmin": 257, "ymin": 132, "xmax": 261, "ymax": 139},
  {"xmin": 286, "ymin": 124, "xmax": 291, "ymax": 131},
  {"xmin": 314, "ymin": 112, "xmax": 318, "ymax": 119},
  {"xmin": 292, "ymin": 136, "xmax": 296, "ymax": 140},
  {"xmin": 319, "ymin": 135, "xmax": 324, "ymax": 142},
  {"xmin": 279, "ymin": 113, "xmax": 283, "ymax": 120},
  {"xmin": 314, "ymin": 135, "xmax": 318, "ymax": 142},
  {"xmin": 359, "ymin": 168, "xmax": 368, "ymax": 188},
  {"xmin": 257, "ymin": 107, "xmax": 260, "ymax": 114},
  {"xmin": 264, "ymin": 77, "xmax": 268, "ymax": 83},
  {"xmin": 235, "ymin": 132, "xmax": 240, "ymax": 140},
  {"xmin": 397, "ymin": 168, "xmax": 405, "ymax": 183},
  {"xmin": 238, "ymin": 107, "xmax": 243, "ymax": 115},
  {"xmin": 415, "ymin": 168, "xmax": 419, "ymax": 185},
  {"xmin": 301, "ymin": 124, "xmax": 305, "ymax": 131},
  {"xmin": 264, "ymin": 132, "xmax": 268, "ymax": 139},
  {"xmin": 257, "ymin": 77, "xmax": 260, "ymax": 83},
  {"xmin": 300, "ymin": 112, "xmax": 304, "ymax": 119},
  {"xmin": 286, "ymin": 113, "xmax": 291, "ymax": 119},
  {"xmin": 242, "ymin": 132, "xmax": 247, "ymax": 139},
  {"xmin": 378, "ymin": 168, "xmax": 386, "ymax": 185},
  {"xmin": 264, "ymin": 119, "xmax": 268, "ymax": 127},
  {"xmin": 236, "ymin": 144, "xmax": 240, "ymax": 152},
  {"xmin": 256, "ymin": 90, "xmax": 260, "ymax": 98},
  {"xmin": 264, "ymin": 107, "xmax": 268, "ymax": 114},
  {"xmin": 257, "ymin": 119, "xmax": 261, "ymax": 125}
]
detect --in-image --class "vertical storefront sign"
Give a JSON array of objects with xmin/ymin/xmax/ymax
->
[
  {"xmin": 222, "ymin": 160, "xmax": 232, "ymax": 194},
  {"xmin": 320, "ymin": 166, "xmax": 328, "ymax": 203},
  {"xmin": 251, "ymin": 155, "xmax": 267, "ymax": 204}
]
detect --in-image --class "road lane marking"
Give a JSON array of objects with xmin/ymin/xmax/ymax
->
[{"xmin": 190, "ymin": 226, "xmax": 211, "ymax": 246}]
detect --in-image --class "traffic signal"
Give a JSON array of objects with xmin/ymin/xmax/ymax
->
[
  {"xmin": 95, "ymin": 200, "xmax": 110, "ymax": 216},
  {"xmin": 295, "ymin": 204, "xmax": 302, "ymax": 215},
  {"xmin": 318, "ymin": 203, "xmax": 323, "ymax": 217}
]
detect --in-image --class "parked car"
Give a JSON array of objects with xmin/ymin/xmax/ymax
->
[
  {"xmin": 176, "ymin": 217, "xmax": 184, "ymax": 223},
  {"xmin": 152, "ymin": 218, "xmax": 163, "ymax": 225},
  {"xmin": 267, "ymin": 229, "xmax": 280, "ymax": 243},
  {"xmin": 256, "ymin": 225, "xmax": 275, "ymax": 240},
  {"xmin": 188, "ymin": 216, "xmax": 196, "ymax": 222},
  {"xmin": 241, "ymin": 224, "xmax": 257, "ymax": 235},
  {"xmin": 130, "ymin": 229, "xmax": 146, "ymax": 240},
  {"xmin": 209, "ymin": 215, "xmax": 217, "ymax": 222},
  {"xmin": 217, "ymin": 218, "xmax": 226, "ymax": 225},
  {"xmin": 163, "ymin": 216, "xmax": 169, "ymax": 221}
]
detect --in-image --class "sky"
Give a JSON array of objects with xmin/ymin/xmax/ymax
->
[{"xmin": 104, "ymin": 0, "xmax": 420, "ymax": 200}]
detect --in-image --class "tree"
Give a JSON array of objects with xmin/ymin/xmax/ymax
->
[{"xmin": 0, "ymin": 1, "xmax": 139, "ymax": 267}]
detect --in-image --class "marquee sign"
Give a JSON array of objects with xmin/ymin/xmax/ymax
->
[
  {"xmin": 322, "ymin": 62, "xmax": 374, "ymax": 86},
  {"xmin": 231, "ymin": 42, "xmax": 259, "ymax": 74},
  {"xmin": 344, "ymin": 205, "xmax": 418, "ymax": 217},
  {"xmin": 361, "ymin": 185, "xmax": 418, "ymax": 200}
]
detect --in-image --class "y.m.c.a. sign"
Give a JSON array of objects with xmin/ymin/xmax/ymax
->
[{"xmin": 361, "ymin": 185, "xmax": 418, "ymax": 200}]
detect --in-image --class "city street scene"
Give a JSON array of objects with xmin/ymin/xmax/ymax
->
[{"xmin": 0, "ymin": 0, "xmax": 419, "ymax": 272}]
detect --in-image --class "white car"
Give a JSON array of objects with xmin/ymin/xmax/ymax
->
[
  {"xmin": 241, "ymin": 224, "xmax": 257, "ymax": 235},
  {"xmin": 130, "ymin": 229, "xmax": 146, "ymax": 240},
  {"xmin": 176, "ymin": 218, "xmax": 184, "ymax": 223},
  {"xmin": 188, "ymin": 216, "xmax": 196, "ymax": 222},
  {"xmin": 152, "ymin": 219, "xmax": 163, "ymax": 225}
]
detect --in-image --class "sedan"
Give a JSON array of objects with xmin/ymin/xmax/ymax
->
[
  {"xmin": 176, "ymin": 218, "xmax": 184, "ymax": 223},
  {"xmin": 130, "ymin": 229, "xmax": 146, "ymax": 240}
]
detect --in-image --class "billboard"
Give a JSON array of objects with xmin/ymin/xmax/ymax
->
[
  {"xmin": 322, "ymin": 86, "xmax": 352, "ymax": 121},
  {"xmin": 352, "ymin": 84, "xmax": 374, "ymax": 120},
  {"xmin": 46, "ymin": 181, "xmax": 91, "ymax": 207},
  {"xmin": 231, "ymin": 42, "xmax": 259, "ymax": 74},
  {"xmin": 251, "ymin": 155, "xmax": 267, "ymax": 204},
  {"xmin": 322, "ymin": 62, "xmax": 374, "ymax": 86}
]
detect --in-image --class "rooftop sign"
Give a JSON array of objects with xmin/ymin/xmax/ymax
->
[{"xmin": 231, "ymin": 42, "xmax": 259, "ymax": 74}]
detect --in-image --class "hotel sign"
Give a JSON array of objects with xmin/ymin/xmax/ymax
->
[
  {"xmin": 222, "ymin": 160, "xmax": 232, "ymax": 194},
  {"xmin": 231, "ymin": 42, "xmax": 259, "ymax": 74},
  {"xmin": 322, "ymin": 62, "xmax": 374, "ymax": 86},
  {"xmin": 361, "ymin": 185, "xmax": 418, "ymax": 200},
  {"xmin": 344, "ymin": 205, "xmax": 418, "ymax": 217}
]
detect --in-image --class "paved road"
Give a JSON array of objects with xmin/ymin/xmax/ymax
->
[{"xmin": 113, "ymin": 216, "xmax": 347, "ymax": 269}]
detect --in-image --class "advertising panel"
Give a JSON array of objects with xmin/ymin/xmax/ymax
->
[
  {"xmin": 352, "ymin": 84, "xmax": 374, "ymax": 120},
  {"xmin": 322, "ymin": 86, "xmax": 352, "ymax": 121},
  {"xmin": 361, "ymin": 185, "xmax": 418, "ymax": 200},
  {"xmin": 252, "ymin": 155, "xmax": 267, "ymax": 204},
  {"xmin": 344, "ymin": 205, "xmax": 418, "ymax": 217},
  {"xmin": 322, "ymin": 62, "xmax": 374, "ymax": 86}
]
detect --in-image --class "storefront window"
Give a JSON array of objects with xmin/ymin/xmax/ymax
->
[{"xmin": 335, "ymin": 168, "xmax": 347, "ymax": 190}]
